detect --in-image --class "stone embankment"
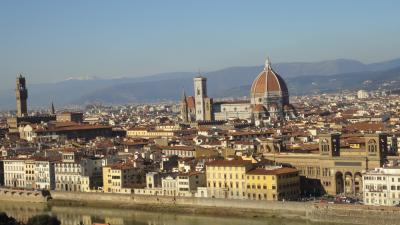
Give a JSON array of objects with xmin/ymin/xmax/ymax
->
[
  {"xmin": 49, "ymin": 191, "xmax": 400, "ymax": 225},
  {"xmin": 50, "ymin": 191, "xmax": 309, "ymax": 218},
  {"xmin": 310, "ymin": 203, "xmax": 400, "ymax": 225},
  {"xmin": 0, "ymin": 188, "xmax": 48, "ymax": 203},
  {"xmin": 1, "ymin": 189, "xmax": 400, "ymax": 225}
]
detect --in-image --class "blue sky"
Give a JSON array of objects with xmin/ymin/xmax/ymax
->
[{"xmin": 0, "ymin": 0, "xmax": 399, "ymax": 90}]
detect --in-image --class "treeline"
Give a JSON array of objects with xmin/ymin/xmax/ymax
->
[{"xmin": 0, "ymin": 213, "xmax": 60, "ymax": 225}]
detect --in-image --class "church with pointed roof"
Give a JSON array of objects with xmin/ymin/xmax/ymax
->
[{"xmin": 181, "ymin": 58, "xmax": 296, "ymax": 125}]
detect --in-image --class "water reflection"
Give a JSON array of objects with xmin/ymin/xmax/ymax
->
[{"xmin": 0, "ymin": 202, "xmax": 343, "ymax": 225}]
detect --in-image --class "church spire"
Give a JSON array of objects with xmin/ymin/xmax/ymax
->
[
  {"xmin": 50, "ymin": 101, "xmax": 55, "ymax": 115},
  {"xmin": 181, "ymin": 88, "xmax": 187, "ymax": 103}
]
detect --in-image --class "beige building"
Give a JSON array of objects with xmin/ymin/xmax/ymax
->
[
  {"xmin": 262, "ymin": 133, "xmax": 388, "ymax": 196},
  {"xmin": 127, "ymin": 127, "xmax": 177, "ymax": 138},
  {"xmin": 25, "ymin": 160, "xmax": 36, "ymax": 189},
  {"xmin": 56, "ymin": 112, "xmax": 84, "ymax": 123},
  {"xmin": 102, "ymin": 162, "xmax": 145, "ymax": 193},
  {"xmin": 177, "ymin": 172, "xmax": 206, "ymax": 197}
]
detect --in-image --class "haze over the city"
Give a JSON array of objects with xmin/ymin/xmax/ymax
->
[{"xmin": 1, "ymin": 0, "xmax": 400, "ymax": 91}]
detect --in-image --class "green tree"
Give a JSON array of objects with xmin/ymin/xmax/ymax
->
[{"xmin": 26, "ymin": 215, "xmax": 60, "ymax": 225}]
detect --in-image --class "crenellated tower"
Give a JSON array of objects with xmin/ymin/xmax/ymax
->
[{"xmin": 16, "ymin": 74, "xmax": 28, "ymax": 117}]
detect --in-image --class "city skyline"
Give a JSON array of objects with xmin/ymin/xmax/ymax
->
[
  {"xmin": 1, "ymin": 1, "xmax": 400, "ymax": 223},
  {"xmin": 1, "ymin": 0, "xmax": 400, "ymax": 90}
]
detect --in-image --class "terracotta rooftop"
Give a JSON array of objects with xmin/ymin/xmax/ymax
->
[
  {"xmin": 106, "ymin": 162, "xmax": 135, "ymax": 170},
  {"xmin": 247, "ymin": 167, "xmax": 298, "ymax": 175},
  {"xmin": 206, "ymin": 159, "xmax": 252, "ymax": 167},
  {"xmin": 35, "ymin": 122, "xmax": 111, "ymax": 132}
]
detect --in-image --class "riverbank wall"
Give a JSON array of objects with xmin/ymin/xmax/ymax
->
[
  {"xmin": 49, "ymin": 191, "xmax": 400, "ymax": 225},
  {"xmin": 50, "ymin": 191, "xmax": 309, "ymax": 218},
  {"xmin": 1, "ymin": 189, "xmax": 400, "ymax": 225},
  {"xmin": 310, "ymin": 203, "xmax": 400, "ymax": 225},
  {"xmin": 0, "ymin": 188, "xmax": 48, "ymax": 203}
]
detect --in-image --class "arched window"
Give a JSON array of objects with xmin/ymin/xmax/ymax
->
[
  {"xmin": 321, "ymin": 139, "xmax": 330, "ymax": 152},
  {"xmin": 368, "ymin": 139, "xmax": 377, "ymax": 153}
]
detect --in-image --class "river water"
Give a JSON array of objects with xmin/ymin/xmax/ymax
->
[{"xmin": 0, "ymin": 202, "xmax": 350, "ymax": 225}]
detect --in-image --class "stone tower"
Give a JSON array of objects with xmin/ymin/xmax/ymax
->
[
  {"xmin": 194, "ymin": 76, "xmax": 207, "ymax": 121},
  {"xmin": 365, "ymin": 133, "xmax": 387, "ymax": 165},
  {"xmin": 180, "ymin": 89, "xmax": 188, "ymax": 123},
  {"xmin": 319, "ymin": 133, "xmax": 341, "ymax": 157},
  {"xmin": 16, "ymin": 74, "xmax": 28, "ymax": 117}
]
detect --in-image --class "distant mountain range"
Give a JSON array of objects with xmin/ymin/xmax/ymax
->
[{"xmin": 1, "ymin": 58, "xmax": 400, "ymax": 110}]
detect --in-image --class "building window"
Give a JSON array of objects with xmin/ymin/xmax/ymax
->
[
  {"xmin": 368, "ymin": 139, "xmax": 377, "ymax": 153},
  {"xmin": 321, "ymin": 139, "xmax": 330, "ymax": 152}
]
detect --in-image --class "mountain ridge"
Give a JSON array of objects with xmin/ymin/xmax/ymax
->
[{"xmin": 1, "ymin": 57, "xmax": 400, "ymax": 109}]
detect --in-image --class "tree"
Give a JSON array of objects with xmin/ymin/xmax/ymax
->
[
  {"xmin": 26, "ymin": 215, "xmax": 60, "ymax": 225},
  {"xmin": 0, "ymin": 212, "xmax": 21, "ymax": 225}
]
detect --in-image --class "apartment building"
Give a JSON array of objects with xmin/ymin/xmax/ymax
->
[
  {"xmin": 206, "ymin": 159, "xmax": 253, "ymax": 199},
  {"xmin": 55, "ymin": 151, "xmax": 103, "ymax": 192},
  {"xmin": 102, "ymin": 162, "xmax": 145, "ymax": 193},
  {"xmin": 363, "ymin": 167, "xmax": 400, "ymax": 206},
  {"xmin": 245, "ymin": 166, "xmax": 300, "ymax": 201}
]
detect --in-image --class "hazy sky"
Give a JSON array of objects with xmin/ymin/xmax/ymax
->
[{"xmin": 0, "ymin": 0, "xmax": 399, "ymax": 90}]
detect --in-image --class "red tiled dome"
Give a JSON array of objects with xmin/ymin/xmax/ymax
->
[{"xmin": 250, "ymin": 60, "xmax": 288, "ymax": 95}]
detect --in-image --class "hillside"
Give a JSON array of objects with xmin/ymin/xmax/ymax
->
[{"xmin": 1, "ymin": 58, "xmax": 400, "ymax": 109}]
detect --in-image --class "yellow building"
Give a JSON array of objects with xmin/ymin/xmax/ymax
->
[
  {"xmin": 103, "ymin": 162, "xmax": 145, "ymax": 194},
  {"xmin": 206, "ymin": 159, "xmax": 253, "ymax": 199},
  {"xmin": 25, "ymin": 160, "xmax": 36, "ymax": 190},
  {"xmin": 245, "ymin": 167, "xmax": 300, "ymax": 201}
]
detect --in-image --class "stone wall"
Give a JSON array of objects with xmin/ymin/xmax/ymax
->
[
  {"xmin": 309, "ymin": 203, "xmax": 400, "ymax": 225},
  {"xmin": 50, "ymin": 191, "xmax": 400, "ymax": 225},
  {"xmin": 50, "ymin": 191, "xmax": 309, "ymax": 214},
  {"xmin": 51, "ymin": 191, "xmax": 312, "ymax": 218},
  {"xmin": 0, "ymin": 188, "xmax": 48, "ymax": 203}
]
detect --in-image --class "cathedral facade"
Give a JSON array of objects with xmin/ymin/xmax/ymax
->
[{"xmin": 181, "ymin": 58, "xmax": 296, "ymax": 124}]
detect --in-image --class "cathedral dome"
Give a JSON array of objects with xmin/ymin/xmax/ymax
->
[
  {"xmin": 252, "ymin": 104, "xmax": 267, "ymax": 112},
  {"xmin": 250, "ymin": 58, "xmax": 288, "ymax": 96}
]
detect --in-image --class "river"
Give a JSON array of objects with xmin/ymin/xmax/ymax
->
[{"xmin": 0, "ymin": 202, "xmax": 353, "ymax": 225}]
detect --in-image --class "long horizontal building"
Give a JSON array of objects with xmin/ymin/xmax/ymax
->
[
  {"xmin": 19, "ymin": 121, "xmax": 112, "ymax": 141},
  {"xmin": 205, "ymin": 159, "xmax": 300, "ymax": 200},
  {"xmin": 2, "ymin": 157, "xmax": 57, "ymax": 190},
  {"xmin": 262, "ymin": 133, "xmax": 388, "ymax": 196}
]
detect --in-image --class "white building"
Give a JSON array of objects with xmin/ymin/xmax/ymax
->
[
  {"xmin": 3, "ymin": 159, "xmax": 26, "ymax": 188},
  {"xmin": 55, "ymin": 151, "xmax": 103, "ymax": 192},
  {"xmin": 176, "ymin": 172, "xmax": 206, "ymax": 197},
  {"xmin": 357, "ymin": 90, "xmax": 369, "ymax": 99},
  {"xmin": 34, "ymin": 160, "xmax": 56, "ymax": 190},
  {"xmin": 162, "ymin": 174, "xmax": 178, "ymax": 196},
  {"xmin": 363, "ymin": 167, "xmax": 400, "ymax": 206},
  {"xmin": 2, "ymin": 158, "xmax": 55, "ymax": 190}
]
